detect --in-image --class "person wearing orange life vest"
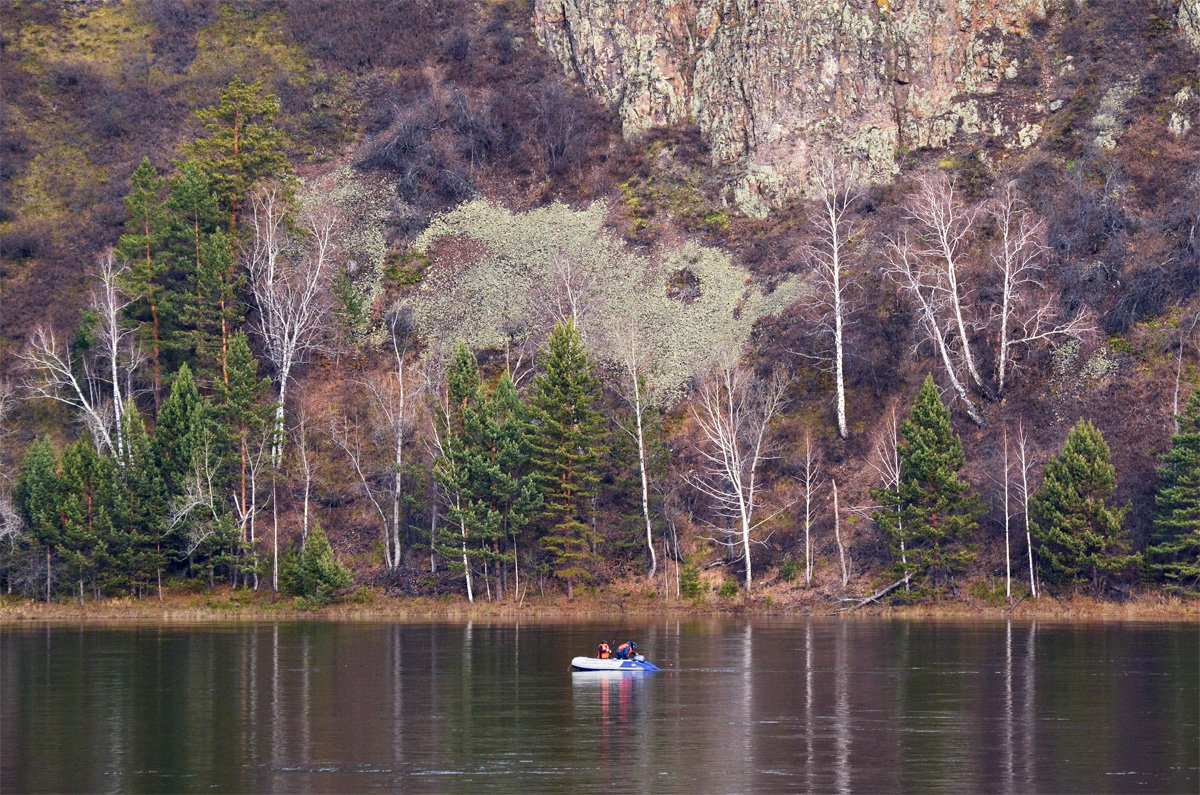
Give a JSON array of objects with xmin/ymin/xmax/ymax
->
[
  {"xmin": 615, "ymin": 641, "xmax": 637, "ymax": 660},
  {"xmin": 596, "ymin": 641, "xmax": 612, "ymax": 659}
]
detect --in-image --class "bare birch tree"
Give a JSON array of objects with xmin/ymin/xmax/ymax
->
[
  {"xmin": 799, "ymin": 431, "xmax": 821, "ymax": 584},
  {"xmin": 907, "ymin": 172, "xmax": 988, "ymax": 395},
  {"xmin": 22, "ymin": 252, "xmax": 141, "ymax": 457},
  {"xmin": 885, "ymin": 231, "xmax": 986, "ymax": 426},
  {"xmin": 330, "ymin": 322, "xmax": 418, "ymax": 572},
  {"xmin": 806, "ymin": 160, "xmax": 861, "ymax": 438},
  {"xmin": 616, "ymin": 323, "xmax": 658, "ymax": 578},
  {"xmin": 1002, "ymin": 425, "xmax": 1012, "ymax": 599},
  {"xmin": 0, "ymin": 382, "xmax": 22, "ymax": 550},
  {"xmin": 245, "ymin": 184, "xmax": 335, "ymax": 465},
  {"xmin": 869, "ymin": 404, "xmax": 910, "ymax": 590},
  {"xmin": 1014, "ymin": 422, "xmax": 1038, "ymax": 599},
  {"xmin": 989, "ymin": 182, "xmax": 1090, "ymax": 395},
  {"xmin": 832, "ymin": 477, "xmax": 848, "ymax": 590},
  {"xmin": 688, "ymin": 357, "xmax": 789, "ymax": 591}
]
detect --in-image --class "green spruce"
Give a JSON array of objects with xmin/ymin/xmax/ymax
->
[
  {"xmin": 527, "ymin": 322, "xmax": 604, "ymax": 598},
  {"xmin": 1030, "ymin": 419, "xmax": 1132, "ymax": 593},
  {"xmin": 1146, "ymin": 392, "xmax": 1200, "ymax": 594},
  {"xmin": 871, "ymin": 376, "xmax": 981, "ymax": 597}
]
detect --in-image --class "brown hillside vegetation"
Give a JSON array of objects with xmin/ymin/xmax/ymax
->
[{"xmin": 0, "ymin": 0, "xmax": 1198, "ymax": 608}]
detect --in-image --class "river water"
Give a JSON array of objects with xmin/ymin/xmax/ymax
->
[{"xmin": 2, "ymin": 618, "xmax": 1196, "ymax": 792}]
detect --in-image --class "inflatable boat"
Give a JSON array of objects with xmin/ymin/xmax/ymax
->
[{"xmin": 570, "ymin": 655, "xmax": 659, "ymax": 672}]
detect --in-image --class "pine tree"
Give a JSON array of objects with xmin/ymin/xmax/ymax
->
[
  {"xmin": 181, "ymin": 77, "xmax": 291, "ymax": 232},
  {"xmin": 15, "ymin": 440, "xmax": 62, "ymax": 600},
  {"xmin": 527, "ymin": 321, "xmax": 604, "ymax": 597},
  {"xmin": 57, "ymin": 438, "xmax": 121, "ymax": 599},
  {"xmin": 165, "ymin": 162, "xmax": 238, "ymax": 379},
  {"xmin": 1031, "ymin": 419, "xmax": 1132, "ymax": 593},
  {"xmin": 488, "ymin": 372, "xmax": 541, "ymax": 593},
  {"xmin": 116, "ymin": 405, "xmax": 168, "ymax": 596},
  {"xmin": 152, "ymin": 365, "xmax": 205, "ymax": 565},
  {"xmin": 871, "ymin": 376, "xmax": 981, "ymax": 596},
  {"xmin": 212, "ymin": 333, "xmax": 271, "ymax": 582},
  {"xmin": 1147, "ymin": 392, "xmax": 1200, "ymax": 594},
  {"xmin": 116, "ymin": 157, "xmax": 172, "ymax": 404},
  {"xmin": 433, "ymin": 345, "xmax": 490, "ymax": 598}
]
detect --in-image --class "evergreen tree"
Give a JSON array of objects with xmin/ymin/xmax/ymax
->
[
  {"xmin": 165, "ymin": 162, "xmax": 238, "ymax": 379},
  {"xmin": 527, "ymin": 321, "xmax": 604, "ymax": 597},
  {"xmin": 116, "ymin": 405, "xmax": 168, "ymax": 596},
  {"xmin": 15, "ymin": 440, "xmax": 62, "ymax": 600},
  {"xmin": 279, "ymin": 521, "xmax": 352, "ymax": 607},
  {"xmin": 212, "ymin": 333, "xmax": 271, "ymax": 581},
  {"xmin": 433, "ymin": 345, "xmax": 491, "ymax": 597},
  {"xmin": 57, "ymin": 438, "xmax": 121, "ymax": 599},
  {"xmin": 182, "ymin": 77, "xmax": 291, "ymax": 232},
  {"xmin": 488, "ymin": 372, "xmax": 542, "ymax": 590},
  {"xmin": 152, "ymin": 365, "xmax": 205, "ymax": 565},
  {"xmin": 116, "ymin": 157, "xmax": 172, "ymax": 403},
  {"xmin": 1031, "ymin": 419, "xmax": 1132, "ymax": 593},
  {"xmin": 1147, "ymin": 392, "xmax": 1200, "ymax": 594},
  {"xmin": 871, "ymin": 376, "xmax": 981, "ymax": 596}
]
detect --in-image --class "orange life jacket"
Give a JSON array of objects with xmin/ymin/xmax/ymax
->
[
  {"xmin": 597, "ymin": 642, "xmax": 611, "ymax": 659},
  {"xmin": 616, "ymin": 642, "xmax": 633, "ymax": 659}
]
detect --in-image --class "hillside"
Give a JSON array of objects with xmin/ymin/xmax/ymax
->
[{"xmin": 0, "ymin": 0, "xmax": 1197, "ymax": 607}]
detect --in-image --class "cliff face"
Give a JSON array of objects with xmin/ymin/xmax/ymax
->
[
  {"xmin": 534, "ymin": 0, "xmax": 1048, "ymax": 215},
  {"xmin": 1183, "ymin": 0, "xmax": 1200, "ymax": 59}
]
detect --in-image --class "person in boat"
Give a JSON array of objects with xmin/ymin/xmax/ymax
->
[
  {"xmin": 615, "ymin": 641, "xmax": 637, "ymax": 660},
  {"xmin": 596, "ymin": 641, "xmax": 612, "ymax": 659}
]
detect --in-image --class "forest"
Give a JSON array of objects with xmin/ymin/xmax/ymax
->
[{"xmin": 0, "ymin": 0, "xmax": 1198, "ymax": 609}]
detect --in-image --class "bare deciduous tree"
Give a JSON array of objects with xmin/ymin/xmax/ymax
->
[
  {"xmin": 0, "ymin": 382, "xmax": 22, "ymax": 550},
  {"xmin": 907, "ymin": 172, "xmax": 988, "ymax": 395},
  {"xmin": 885, "ymin": 231, "xmax": 986, "ymax": 426},
  {"xmin": 1014, "ymin": 422, "xmax": 1038, "ymax": 599},
  {"xmin": 990, "ymin": 182, "xmax": 1090, "ymax": 395},
  {"xmin": 21, "ymin": 251, "xmax": 142, "ymax": 457},
  {"xmin": 832, "ymin": 477, "xmax": 848, "ymax": 590},
  {"xmin": 869, "ymin": 404, "xmax": 910, "ymax": 590},
  {"xmin": 615, "ymin": 323, "xmax": 659, "ymax": 578},
  {"xmin": 688, "ymin": 357, "xmax": 789, "ymax": 591},
  {"xmin": 799, "ymin": 431, "xmax": 821, "ymax": 585},
  {"xmin": 245, "ymin": 184, "xmax": 335, "ymax": 465},
  {"xmin": 805, "ymin": 160, "xmax": 861, "ymax": 438},
  {"xmin": 333, "ymin": 317, "xmax": 419, "ymax": 571}
]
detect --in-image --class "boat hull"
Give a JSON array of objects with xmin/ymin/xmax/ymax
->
[{"xmin": 570, "ymin": 656, "xmax": 659, "ymax": 672}]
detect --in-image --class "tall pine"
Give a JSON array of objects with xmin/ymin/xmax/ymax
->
[
  {"xmin": 182, "ymin": 77, "xmax": 291, "ymax": 233},
  {"xmin": 15, "ymin": 440, "xmax": 62, "ymax": 600},
  {"xmin": 1146, "ymin": 392, "xmax": 1200, "ymax": 594},
  {"xmin": 1030, "ymin": 419, "xmax": 1132, "ymax": 593},
  {"xmin": 871, "ymin": 376, "xmax": 981, "ymax": 596},
  {"xmin": 527, "ymin": 321, "xmax": 604, "ymax": 597},
  {"xmin": 116, "ymin": 158, "xmax": 172, "ymax": 405}
]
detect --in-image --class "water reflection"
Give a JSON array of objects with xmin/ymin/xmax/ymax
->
[{"xmin": 1, "ymin": 618, "xmax": 1195, "ymax": 792}]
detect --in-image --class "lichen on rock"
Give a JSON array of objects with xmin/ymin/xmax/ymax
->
[{"xmin": 534, "ymin": 0, "xmax": 1046, "ymax": 212}]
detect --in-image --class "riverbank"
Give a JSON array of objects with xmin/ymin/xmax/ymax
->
[{"xmin": 1, "ymin": 585, "xmax": 1194, "ymax": 624}]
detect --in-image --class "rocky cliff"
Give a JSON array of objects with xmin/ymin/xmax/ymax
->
[
  {"xmin": 534, "ymin": 0, "xmax": 1049, "ymax": 215},
  {"xmin": 1183, "ymin": 0, "xmax": 1200, "ymax": 59}
]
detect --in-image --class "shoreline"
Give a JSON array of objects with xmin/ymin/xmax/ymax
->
[{"xmin": 2, "ymin": 588, "xmax": 1195, "ymax": 625}]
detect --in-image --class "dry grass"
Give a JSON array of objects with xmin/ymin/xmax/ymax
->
[{"xmin": 2, "ymin": 582, "xmax": 1193, "ymax": 625}]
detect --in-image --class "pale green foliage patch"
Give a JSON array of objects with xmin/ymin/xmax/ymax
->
[{"xmin": 401, "ymin": 199, "xmax": 807, "ymax": 401}]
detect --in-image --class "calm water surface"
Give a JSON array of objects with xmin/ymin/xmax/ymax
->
[{"xmin": 2, "ymin": 618, "xmax": 1196, "ymax": 792}]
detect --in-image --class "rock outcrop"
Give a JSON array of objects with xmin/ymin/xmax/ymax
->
[
  {"xmin": 534, "ymin": 0, "xmax": 1047, "ymax": 215},
  {"xmin": 1182, "ymin": 0, "xmax": 1200, "ymax": 60}
]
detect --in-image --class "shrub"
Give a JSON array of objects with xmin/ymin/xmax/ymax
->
[
  {"xmin": 718, "ymin": 578, "xmax": 739, "ymax": 599},
  {"xmin": 679, "ymin": 562, "xmax": 702, "ymax": 598},
  {"xmin": 779, "ymin": 554, "xmax": 799, "ymax": 583}
]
